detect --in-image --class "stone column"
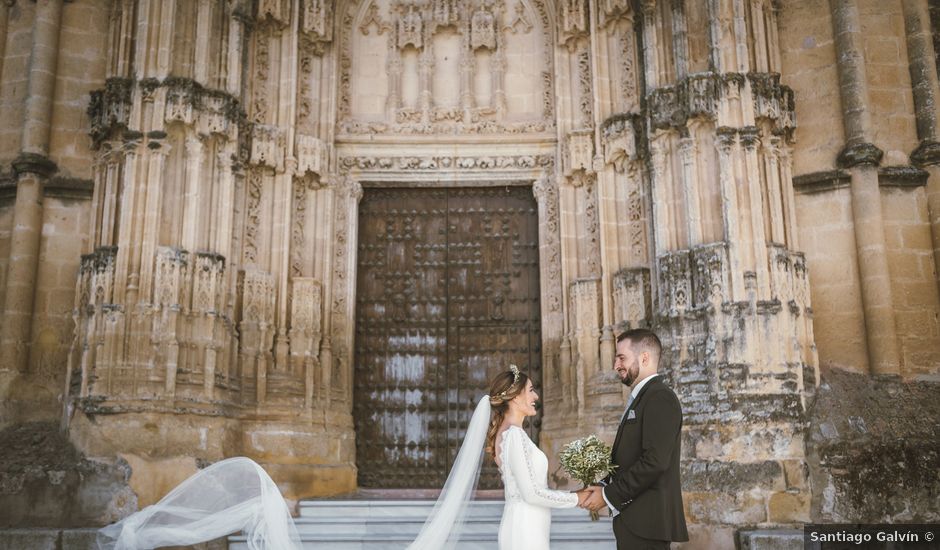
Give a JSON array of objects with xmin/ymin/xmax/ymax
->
[
  {"xmin": 830, "ymin": 0, "xmax": 901, "ymax": 376},
  {"xmin": 902, "ymin": 0, "xmax": 940, "ymax": 291},
  {"xmin": 0, "ymin": 0, "xmax": 65, "ymax": 373},
  {"xmin": 0, "ymin": 0, "xmax": 10, "ymax": 82}
]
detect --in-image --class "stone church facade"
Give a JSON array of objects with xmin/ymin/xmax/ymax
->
[{"xmin": 1, "ymin": 0, "xmax": 939, "ymax": 546}]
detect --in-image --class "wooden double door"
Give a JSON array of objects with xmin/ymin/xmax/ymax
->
[{"xmin": 353, "ymin": 186, "xmax": 542, "ymax": 489}]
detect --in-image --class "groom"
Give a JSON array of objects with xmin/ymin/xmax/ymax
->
[{"xmin": 580, "ymin": 328, "xmax": 688, "ymax": 549}]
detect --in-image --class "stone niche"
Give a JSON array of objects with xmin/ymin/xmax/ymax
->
[{"xmin": 339, "ymin": 0, "xmax": 554, "ymax": 135}]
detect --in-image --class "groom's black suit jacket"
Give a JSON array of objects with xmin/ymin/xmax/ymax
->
[{"xmin": 603, "ymin": 375, "xmax": 688, "ymax": 543}]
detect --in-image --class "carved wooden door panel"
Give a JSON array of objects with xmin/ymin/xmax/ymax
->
[{"xmin": 354, "ymin": 186, "xmax": 541, "ymax": 489}]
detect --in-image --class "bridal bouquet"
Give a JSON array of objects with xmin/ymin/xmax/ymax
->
[{"xmin": 558, "ymin": 435, "xmax": 617, "ymax": 521}]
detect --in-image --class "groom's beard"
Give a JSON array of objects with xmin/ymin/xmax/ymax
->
[{"xmin": 620, "ymin": 363, "xmax": 639, "ymax": 386}]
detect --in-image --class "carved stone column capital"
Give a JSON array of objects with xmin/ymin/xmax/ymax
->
[
  {"xmin": 12, "ymin": 152, "xmax": 58, "ymax": 178},
  {"xmin": 715, "ymin": 126, "xmax": 738, "ymax": 152},
  {"xmin": 532, "ymin": 174, "xmax": 551, "ymax": 202},
  {"xmin": 740, "ymin": 126, "xmax": 761, "ymax": 150},
  {"xmin": 911, "ymin": 140, "xmax": 940, "ymax": 167},
  {"xmin": 335, "ymin": 175, "xmax": 362, "ymax": 202},
  {"xmin": 837, "ymin": 141, "xmax": 884, "ymax": 168}
]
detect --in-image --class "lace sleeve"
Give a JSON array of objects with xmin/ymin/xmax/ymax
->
[{"xmin": 504, "ymin": 428, "xmax": 579, "ymax": 509}]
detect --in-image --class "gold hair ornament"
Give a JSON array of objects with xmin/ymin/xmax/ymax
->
[{"xmin": 495, "ymin": 364, "xmax": 521, "ymax": 400}]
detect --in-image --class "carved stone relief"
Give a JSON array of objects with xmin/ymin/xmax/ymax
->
[
  {"xmin": 503, "ymin": 3, "xmax": 532, "ymax": 34},
  {"xmin": 296, "ymin": 134, "xmax": 326, "ymax": 176},
  {"xmin": 252, "ymin": 23, "xmax": 273, "ymax": 124},
  {"xmin": 250, "ymin": 124, "xmax": 286, "ymax": 171},
  {"xmin": 567, "ymin": 277, "xmax": 600, "ymax": 373},
  {"xmin": 565, "ymin": 130, "xmax": 595, "ymax": 176},
  {"xmin": 259, "ymin": 0, "xmax": 290, "ymax": 27},
  {"xmin": 154, "ymin": 247, "xmax": 188, "ymax": 309},
  {"xmin": 583, "ymin": 179, "xmax": 601, "ymax": 276},
  {"xmin": 192, "ymin": 253, "xmax": 225, "ymax": 314},
  {"xmin": 291, "ymin": 178, "xmax": 307, "ymax": 278},
  {"xmin": 601, "ymin": 114, "xmax": 637, "ymax": 172},
  {"xmin": 576, "ymin": 47, "xmax": 594, "ymax": 126},
  {"xmin": 626, "ymin": 170, "xmax": 647, "ymax": 263},
  {"xmin": 240, "ymin": 268, "xmax": 276, "ymax": 355},
  {"xmin": 338, "ymin": 0, "xmax": 554, "ymax": 135},
  {"xmin": 617, "ymin": 26, "xmax": 637, "ymax": 101},
  {"xmin": 612, "ymin": 267, "xmax": 650, "ymax": 328},
  {"xmin": 302, "ymin": 0, "xmax": 332, "ymax": 43},
  {"xmin": 290, "ymin": 277, "xmax": 323, "ymax": 377},
  {"xmin": 598, "ymin": 0, "xmax": 633, "ymax": 29},
  {"xmin": 338, "ymin": 153, "xmax": 553, "ymax": 173},
  {"xmin": 298, "ymin": 38, "xmax": 317, "ymax": 128},
  {"xmin": 243, "ymin": 168, "xmax": 264, "ymax": 266},
  {"xmin": 559, "ymin": 0, "xmax": 589, "ymax": 49},
  {"xmin": 532, "ymin": 171, "xmax": 563, "ymax": 317}
]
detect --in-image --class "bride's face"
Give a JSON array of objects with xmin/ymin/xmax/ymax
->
[{"xmin": 509, "ymin": 380, "xmax": 539, "ymax": 417}]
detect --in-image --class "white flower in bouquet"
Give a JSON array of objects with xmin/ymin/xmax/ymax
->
[{"xmin": 558, "ymin": 434, "xmax": 617, "ymax": 521}]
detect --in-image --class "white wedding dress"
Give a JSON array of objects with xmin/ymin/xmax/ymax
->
[{"xmin": 498, "ymin": 425, "xmax": 579, "ymax": 550}]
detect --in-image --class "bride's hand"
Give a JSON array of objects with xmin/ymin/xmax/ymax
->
[{"xmin": 575, "ymin": 488, "xmax": 590, "ymax": 507}]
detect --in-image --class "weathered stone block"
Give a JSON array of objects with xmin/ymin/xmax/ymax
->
[
  {"xmin": 120, "ymin": 454, "xmax": 199, "ymax": 509},
  {"xmin": 0, "ymin": 422, "xmax": 135, "ymax": 527},
  {"xmin": 738, "ymin": 529, "xmax": 803, "ymax": 550},
  {"xmin": 684, "ymin": 491, "xmax": 767, "ymax": 525},
  {"xmin": 0, "ymin": 529, "xmax": 58, "ymax": 550},
  {"xmin": 808, "ymin": 369, "xmax": 940, "ymax": 523},
  {"xmin": 682, "ymin": 460, "xmax": 785, "ymax": 493},
  {"xmin": 768, "ymin": 491, "xmax": 811, "ymax": 523},
  {"xmin": 59, "ymin": 529, "xmax": 99, "ymax": 550},
  {"xmin": 781, "ymin": 459, "xmax": 809, "ymax": 491}
]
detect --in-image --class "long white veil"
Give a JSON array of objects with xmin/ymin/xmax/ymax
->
[
  {"xmin": 96, "ymin": 395, "xmax": 492, "ymax": 550},
  {"xmin": 96, "ymin": 457, "xmax": 302, "ymax": 550},
  {"xmin": 408, "ymin": 394, "xmax": 490, "ymax": 549}
]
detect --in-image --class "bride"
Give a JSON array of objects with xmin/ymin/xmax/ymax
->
[
  {"xmin": 97, "ymin": 365, "xmax": 588, "ymax": 550},
  {"xmin": 487, "ymin": 366, "xmax": 586, "ymax": 549}
]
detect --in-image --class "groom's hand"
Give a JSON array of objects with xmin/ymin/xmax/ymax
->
[{"xmin": 581, "ymin": 485, "xmax": 608, "ymax": 513}]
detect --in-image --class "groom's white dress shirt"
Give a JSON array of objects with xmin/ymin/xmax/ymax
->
[{"xmin": 602, "ymin": 373, "xmax": 660, "ymax": 517}]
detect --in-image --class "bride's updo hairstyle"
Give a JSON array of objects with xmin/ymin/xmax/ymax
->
[{"xmin": 485, "ymin": 365, "xmax": 530, "ymax": 461}]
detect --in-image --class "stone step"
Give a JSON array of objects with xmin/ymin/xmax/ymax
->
[
  {"xmin": 230, "ymin": 540, "xmax": 612, "ymax": 550},
  {"xmin": 299, "ymin": 499, "xmax": 601, "ymax": 520},
  {"xmin": 230, "ymin": 499, "xmax": 618, "ymax": 549},
  {"xmin": 292, "ymin": 519, "xmax": 615, "ymax": 537},
  {"xmin": 299, "ymin": 499, "xmax": 508, "ymax": 519}
]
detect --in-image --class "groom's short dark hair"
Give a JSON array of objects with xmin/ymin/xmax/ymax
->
[{"xmin": 616, "ymin": 328, "xmax": 662, "ymax": 362}]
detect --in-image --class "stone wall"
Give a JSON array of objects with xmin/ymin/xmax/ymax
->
[
  {"xmin": 783, "ymin": 0, "xmax": 940, "ymax": 379},
  {"xmin": 0, "ymin": 0, "xmax": 103, "ymax": 432},
  {"xmin": 806, "ymin": 368, "xmax": 940, "ymax": 523},
  {"xmin": 0, "ymin": 422, "xmax": 134, "ymax": 528}
]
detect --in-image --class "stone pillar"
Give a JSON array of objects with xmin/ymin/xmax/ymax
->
[
  {"xmin": 626, "ymin": 0, "xmax": 817, "ymax": 538},
  {"xmin": 21, "ymin": 0, "xmax": 64, "ymax": 154},
  {"xmin": 0, "ymin": 0, "xmax": 10, "ymax": 81},
  {"xmin": 0, "ymin": 0, "xmax": 65, "ymax": 374},
  {"xmin": 902, "ymin": 0, "xmax": 940, "ymax": 292},
  {"xmin": 830, "ymin": 0, "xmax": 901, "ymax": 376},
  {"xmin": 0, "ymin": 156, "xmax": 57, "ymax": 373}
]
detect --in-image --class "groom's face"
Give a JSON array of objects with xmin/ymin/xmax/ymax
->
[{"xmin": 614, "ymin": 340, "xmax": 640, "ymax": 387}]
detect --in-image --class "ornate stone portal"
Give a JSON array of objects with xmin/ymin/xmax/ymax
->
[
  {"xmin": 4, "ymin": 0, "xmax": 937, "ymax": 543},
  {"xmin": 60, "ymin": 0, "xmax": 817, "ymax": 530}
]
